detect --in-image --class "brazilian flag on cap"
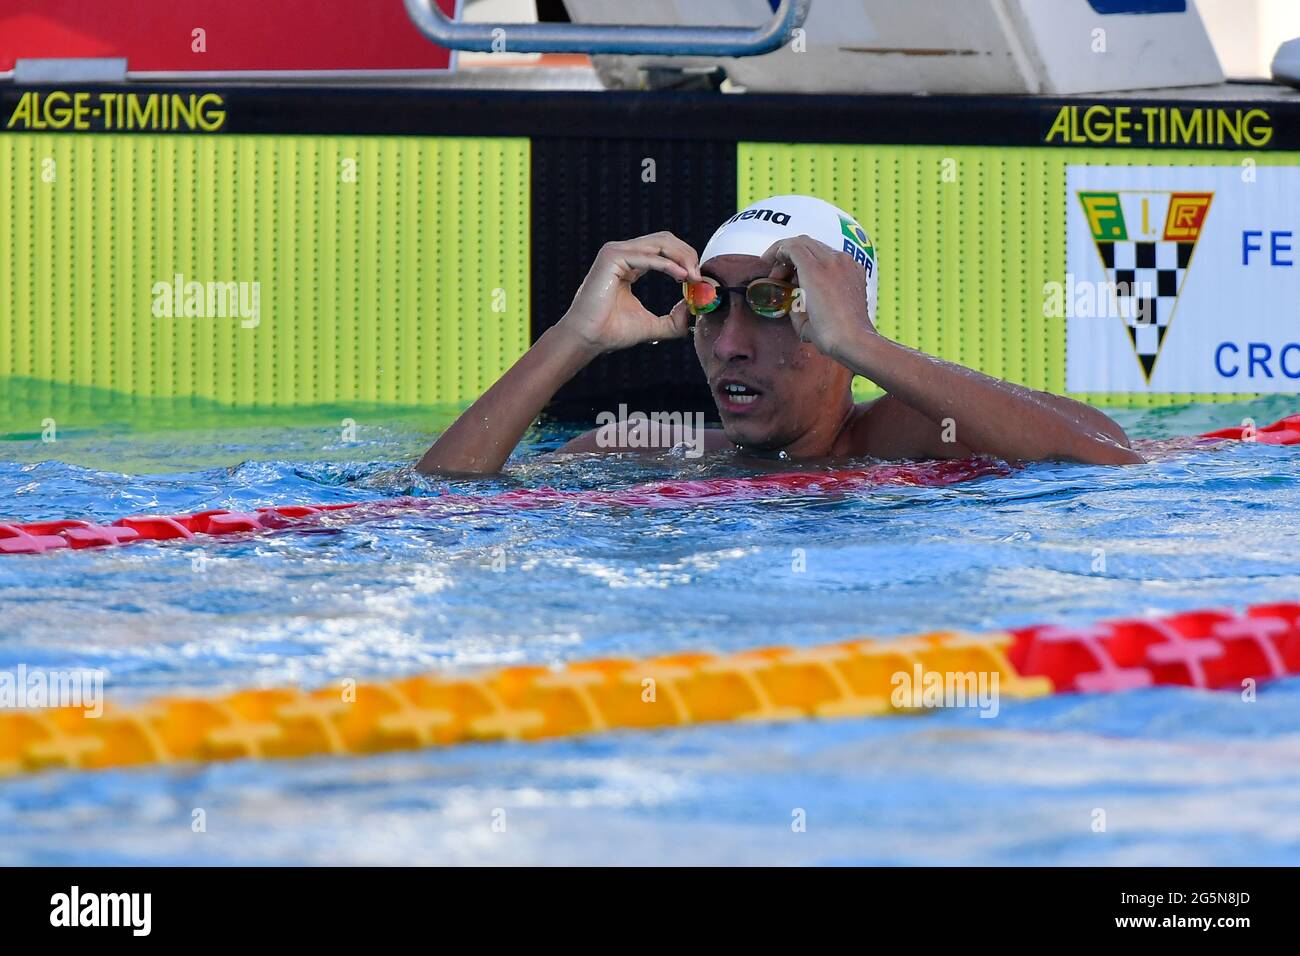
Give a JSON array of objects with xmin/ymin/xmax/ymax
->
[{"xmin": 840, "ymin": 215, "xmax": 874, "ymax": 260}]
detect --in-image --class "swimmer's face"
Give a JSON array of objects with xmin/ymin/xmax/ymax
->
[{"xmin": 693, "ymin": 254, "xmax": 853, "ymax": 452}]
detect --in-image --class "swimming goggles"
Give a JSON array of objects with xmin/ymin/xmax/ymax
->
[{"xmin": 682, "ymin": 276, "xmax": 799, "ymax": 322}]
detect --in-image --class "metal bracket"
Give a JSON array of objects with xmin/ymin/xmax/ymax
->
[
  {"xmin": 403, "ymin": 0, "xmax": 810, "ymax": 57},
  {"xmin": 13, "ymin": 58, "xmax": 128, "ymax": 84}
]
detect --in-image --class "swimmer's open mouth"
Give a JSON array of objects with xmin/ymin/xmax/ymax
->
[{"xmin": 716, "ymin": 378, "xmax": 765, "ymax": 413}]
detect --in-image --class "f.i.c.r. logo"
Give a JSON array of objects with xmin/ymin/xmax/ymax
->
[{"xmin": 1078, "ymin": 190, "xmax": 1212, "ymax": 382}]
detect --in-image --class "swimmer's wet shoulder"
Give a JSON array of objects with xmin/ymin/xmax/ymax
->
[
  {"xmin": 417, "ymin": 194, "xmax": 1142, "ymax": 476},
  {"xmin": 551, "ymin": 396, "xmax": 954, "ymax": 460},
  {"xmin": 553, "ymin": 391, "xmax": 1131, "ymax": 464}
]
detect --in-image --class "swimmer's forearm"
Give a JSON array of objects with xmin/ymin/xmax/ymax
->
[
  {"xmin": 416, "ymin": 324, "xmax": 602, "ymax": 475},
  {"xmin": 836, "ymin": 330, "xmax": 1143, "ymax": 465}
]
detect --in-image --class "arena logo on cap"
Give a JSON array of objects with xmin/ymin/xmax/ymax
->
[
  {"xmin": 722, "ymin": 207, "xmax": 792, "ymax": 226},
  {"xmin": 839, "ymin": 215, "xmax": 875, "ymax": 274}
]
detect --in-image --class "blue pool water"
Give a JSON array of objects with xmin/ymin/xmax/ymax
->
[{"xmin": 2, "ymin": 397, "xmax": 1300, "ymax": 865}]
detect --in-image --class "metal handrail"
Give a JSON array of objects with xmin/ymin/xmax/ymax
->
[{"xmin": 403, "ymin": 0, "xmax": 810, "ymax": 57}]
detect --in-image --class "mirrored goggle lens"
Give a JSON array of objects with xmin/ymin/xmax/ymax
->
[
  {"xmin": 683, "ymin": 279, "xmax": 721, "ymax": 315},
  {"xmin": 746, "ymin": 280, "xmax": 792, "ymax": 318}
]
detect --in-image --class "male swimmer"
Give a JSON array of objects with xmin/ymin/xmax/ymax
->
[{"xmin": 417, "ymin": 194, "xmax": 1141, "ymax": 474}]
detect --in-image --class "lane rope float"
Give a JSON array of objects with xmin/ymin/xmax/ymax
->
[
  {"xmin": 2, "ymin": 412, "xmax": 1297, "ymax": 557},
  {"xmin": 1, "ymin": 458, "xmax": 1008, "ymax": 555},
  {"xmin": 2, "ymin": 600, "xmax": 1298, "ymax": 778}
]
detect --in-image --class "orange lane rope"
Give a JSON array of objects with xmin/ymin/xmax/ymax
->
[{"xmin": 3, "ymin": 600, "xmax": 1298, "ymax": 778}]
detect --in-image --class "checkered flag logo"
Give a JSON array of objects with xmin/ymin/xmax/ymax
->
[{"xmin": 1078, "ymin": 191, "xmax": 1213, "ymax": 383}]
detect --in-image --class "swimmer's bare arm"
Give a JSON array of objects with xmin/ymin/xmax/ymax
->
[
  {"xmin": 851, "ymin": 340, "xmax": 1142, "ymax": 464},
  {"xmin": 417, "ymin": 233, "xmax": 701, "ymax": 475},
  {"xmin": 761, "ymin": 236, "xmax": 1142, "ymax": 466}
]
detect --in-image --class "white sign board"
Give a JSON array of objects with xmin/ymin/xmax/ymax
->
[{"xmin": 1065, "ymin": 165, "xmax": 1300, "ymax": 393}]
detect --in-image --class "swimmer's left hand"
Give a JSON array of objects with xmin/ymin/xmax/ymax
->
[{"xmin": 759, "ymin": 235, "xmax": 876, "ymax": 361}]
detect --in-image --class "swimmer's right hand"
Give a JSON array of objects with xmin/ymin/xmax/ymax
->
[{"xmin": 557, "ymin": 232, "xmax": 700, "ymax": 354}]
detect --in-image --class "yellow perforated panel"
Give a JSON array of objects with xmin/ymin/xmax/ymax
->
[{"xmin": 0, "ymin": 134, "xmax": 531, "ymax": 425}]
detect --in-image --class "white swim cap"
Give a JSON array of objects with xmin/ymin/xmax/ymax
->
[{"xmin": 700, "ymin": 194, "xmax": 878, "ymax": 322}]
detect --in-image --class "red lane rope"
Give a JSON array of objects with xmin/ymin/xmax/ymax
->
[
  {"xmin": 1199, "ymin": 413, "xmax": 1300, "ymax": 444},
  {"xmin": 1008, "ymin": 602, "xmax": 1300, "ymax": 692},
  {"xmin": 3, "ymin": 414, "xmax": 1298, "ymax": 556}
]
